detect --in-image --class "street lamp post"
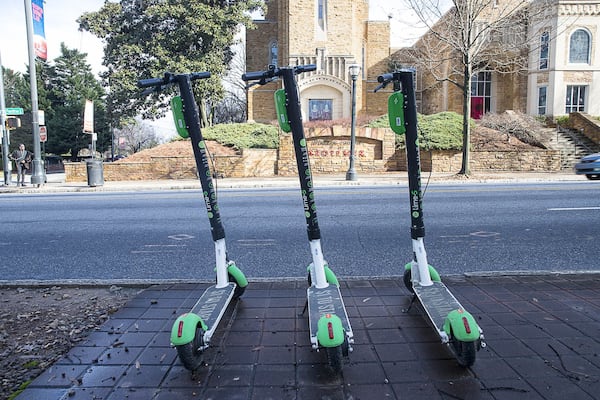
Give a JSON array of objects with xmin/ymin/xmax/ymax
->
[{"xmin": 346, "ymin": 63, "xmax": 361, "ymax": 181}]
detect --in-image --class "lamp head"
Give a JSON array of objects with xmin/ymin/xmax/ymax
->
[{"xmin": 349, "ymin": 63, "xmax": 361, "ymax": 80}]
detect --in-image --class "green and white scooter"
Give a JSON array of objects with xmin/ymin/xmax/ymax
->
[
  {"xmin": 242, "ymin": 65, "xmax": 353, "ymax": 373},
  {"xmin": 375, "ymin": 70, "xmax": 485, "ymax": 367},
  {"xmin": 138, "ymin": 72, "xmax": 248, "ymax": 372}
]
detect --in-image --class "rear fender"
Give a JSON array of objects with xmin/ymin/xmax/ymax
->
[
  {"xmin": 443, "ymin": 309, "xmax": 480, "ymax": 342},
  {"xmin": 170, "ymin": 313, "xmax": 207, "ymax": 346},
  {"xmin": 316, "ymin": 313, "xmax": 345, "ymax": 348}
]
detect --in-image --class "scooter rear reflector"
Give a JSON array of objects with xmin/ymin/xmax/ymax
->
[
  {"xmin": 177, "ymin": 321, "xmax": 185, "ymax": 338},
  {"xmin": 328, "ymin": 322, "xmax": 334, "ymax": 339},
  {"xmin": 462, "ymin": 317, "xmax": 471, "ymax": 334}
]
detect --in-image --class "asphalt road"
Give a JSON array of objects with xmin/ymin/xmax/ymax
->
[{"xmin": 1, "ymin": 181, "xmax": 598, "ymax": 281}]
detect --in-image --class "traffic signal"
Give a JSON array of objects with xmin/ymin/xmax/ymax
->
[{"xmin": 6, "ymin": 116, "xmax": 21, "ymax": 130}]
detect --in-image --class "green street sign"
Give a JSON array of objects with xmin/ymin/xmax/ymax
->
[{"xmin": 6, "ymin": 107, "xmax": 24, "ymax": 115}]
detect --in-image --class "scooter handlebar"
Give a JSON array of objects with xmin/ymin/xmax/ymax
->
[
  {"xmin": 137, "ymin": 71, "xmax": 211, "ymax": 89},
  {"xmin": 374, "ymin": 73, "xmax": 396, "ymax": 92},
  {"xmin": 137, "ymin": 76, "xmax": 169, "ymax": 88},
  {"xmin": 377, "ymin": 73, "xmax": 394, "ymax": 83},
  {"xmin": 189, "ymin": 71, "xmax": 211, "ymax": 81},
  {"xmin": 295, "ymin": 64, "xmax": 317, "ymax": 73},
  {"xmin": 241, "ymin": 70, "xmax": 269, "ymax": 82},
  {"xmin": 242, "ymin": 64, "xmax": 317, "ymax": 83}
]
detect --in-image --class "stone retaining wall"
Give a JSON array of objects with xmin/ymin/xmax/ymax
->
[
  {"xmin": 568, "ymin": 112, "xmax": 600, "ymax": 144},
  {"xmin": 65, "ymin": 127, "xmax": 561, "ymax": 181}
]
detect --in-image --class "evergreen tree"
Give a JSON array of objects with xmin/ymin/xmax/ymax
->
[{"xmin": 45, "ymin": 43, "xmax": 109, "ymax": 160}]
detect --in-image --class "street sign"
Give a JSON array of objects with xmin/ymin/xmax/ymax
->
[
  {"xmin": 39, "ymin": 126, "xmax": 47, "ymax": 142},
  {"xmin": 6, "ymin": 107, "xmax": 24, "ymax": 115}
]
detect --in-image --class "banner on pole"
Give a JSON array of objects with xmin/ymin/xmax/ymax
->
[
  {"xmin": 31, "ymin": 0, "xmax": 47, "ymax": 61},
  {"xmin": 83, "ymin": 100, "xmax": 94, "ymax": 133}
]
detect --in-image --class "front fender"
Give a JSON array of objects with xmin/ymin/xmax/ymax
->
[
  {"xmin": 316, "ymin": 313, "xmax": 345, "ymax": 348},
  {"xmin": 227, "ymin": 262, "xmax": 248, "ymax": 288},
  {"xmin": 404, "ymin": 262, "xmax": 441, "ymax": 282},
  {"xmin": 170, "ymin": 313, "xmax": 207, "ymax": 346},
  {"xmin": 443, "ymin": 309, "xmax": 480, "ymax": 342}
]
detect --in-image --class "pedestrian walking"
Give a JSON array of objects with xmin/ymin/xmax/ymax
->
[{"xmin": 9, "ymin": 144, "xmax": 31, "ymax": 186}]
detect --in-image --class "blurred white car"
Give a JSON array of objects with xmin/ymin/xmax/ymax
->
[{"xmin": 574, "ymin": 153, "xmax": 600, "ymax": 180}]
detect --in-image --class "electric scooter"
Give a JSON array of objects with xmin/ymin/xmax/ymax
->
[
  {"xmin": 375, "ymin": 70, "xmax": 485, "ymax": 367},
  {"xmin": 138, "ymin": 72, "xmax": 248, "ymax": 372},
  {"xmin": 242, "ymin": 64, "xmax": 353, "ymax": 373}
]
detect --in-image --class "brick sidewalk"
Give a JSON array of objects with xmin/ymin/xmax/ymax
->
[{"xmin": 14, "ymin": 274, "xmax": 600, "ymax": 400}]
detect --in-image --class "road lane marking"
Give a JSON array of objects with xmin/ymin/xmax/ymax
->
[
  {"xmin": 548, "ymin": 207, "xmax": 600, "ymax": 211},
  {"xmin": 236, "ymin": 239, "xmax": 277, "ymax": 246}
]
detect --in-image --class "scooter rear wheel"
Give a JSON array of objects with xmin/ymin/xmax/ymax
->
[
  {"xmin": 176, "ymin": 324, "xmax": 205, "ymax": 371},
  {"xmin": 450, "ymin": 337, "xmax": 476, "ymax": 367},
  {"xmin": 325, "ymin": 345, "xmax": 343, "ymax": 373}
]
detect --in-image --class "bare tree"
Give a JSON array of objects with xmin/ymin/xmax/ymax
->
[
  {"xmin": 401, "ymin": 0, "xmax": 552, "ymax": 175},
  {"xmin": 114, "ymin": 118, "xmax": 161, "ymax": 155},
  {"xmin": 211, "ymin": 41, "xmax": 248, "ymax": 124}
]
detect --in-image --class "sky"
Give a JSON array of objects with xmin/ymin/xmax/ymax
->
[
  {"xmin": 0, "ymin": 0, "xmax": 436, "ymax": 138},
  {"xmin": 0, "ymin": 0, "xmax": 432, "ymax": 76}
]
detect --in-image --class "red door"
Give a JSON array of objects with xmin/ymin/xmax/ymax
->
[{"xmin": 471, "ymin": 96, "xmax": 484, "ymax": 119}]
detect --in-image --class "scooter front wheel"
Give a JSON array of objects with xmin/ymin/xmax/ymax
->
[
  {"xmin": 176, "ymin": 324, "xmax": 205, "ymax": 371},
  {"xmin": 403, "ymin": 264, "xmax": 441, "ymax": 293},
  {"xmin": 450, "ymin": 337, "xmax": 476, "ymax": 367}
]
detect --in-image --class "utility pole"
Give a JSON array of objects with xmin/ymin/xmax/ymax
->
[
  {"xmin": 24, "ymin": 0, "xmax": 46, "ymax": 186},
  {"xmin": 0, "ymin": 51, "xmax": 11, "ymax": 185}
]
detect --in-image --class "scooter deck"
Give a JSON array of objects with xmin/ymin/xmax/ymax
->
[
  {"xmin": 189, "ymin": 283, "xmax": 236, "ymax": 344},
  {"xmin": 412, "ymin": 281, "xmax": 464, "ymax": 341},
  {"xmin": 307, "ymin": 285, "xmax": 353, "ymax": 349}
]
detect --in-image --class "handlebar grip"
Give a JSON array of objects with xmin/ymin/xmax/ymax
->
[
  {"xmin": 137, "ymin": 77, "xmax": 166, "ymax": 88},
  {"xmin": 242, "ymin": 70, "xmax": 268, "ymax": 82},
  {"xmin": 190, "ymin": 71, "xmax": 211, "ymax": 81},
  {"xmin": 296, "ymin": 64, "xmax": 316, "ymax": 73},
  {"xmin": 377, "ymin": 73, "xmax": 394, "ymax": 83}
]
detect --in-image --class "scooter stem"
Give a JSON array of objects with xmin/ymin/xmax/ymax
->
[
  {"xmin": 412, "ymin": 238, "xmax": 433, "ymax": 286},
  {"xmin": 309, "ymin": 239, "xmax": 328, "ymax": 289},
  {"xmin": 214, "ymin": 238, "xmax": 229, "ymax": 288}
]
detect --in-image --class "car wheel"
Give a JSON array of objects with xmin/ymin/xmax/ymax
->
[{"xmin": 586, "ymin": 174, "xmax": 600, "ymax": 180}]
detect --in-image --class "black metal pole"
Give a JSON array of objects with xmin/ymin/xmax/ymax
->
[
  {"xmin": 177, "ymin": 74, "xmax": 225, "ymax": 242},
  {"xmin": 399, "ymin": 70, "xmax": 425, "ymax": 240},
  {"xmin": 346, "ymin": 75, "xmax": 357, "ymax": 181},
  {"xmin": 282, "ymin": 67, "xmax": 321, "ymax": 241}
]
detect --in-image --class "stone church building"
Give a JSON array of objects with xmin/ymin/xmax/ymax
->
[
  {"xmin": 245, "ymin": 0, "xmax": 391, "ymax": 123},
  {"xmin": 246, "ymin": 0, "xmax": 600, "ymax": 121}
]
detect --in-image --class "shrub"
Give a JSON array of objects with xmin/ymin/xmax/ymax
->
[
  {"xmin": 368, "ymin": 111, "xmax": 465, "ymax": 150},
  {"xmin": 200, "ymin": 123, "xmax": 280, "ymax": 149},
  {"xmin": 555, "ymin": 115, "xmax": 570, "ymax": 127}
]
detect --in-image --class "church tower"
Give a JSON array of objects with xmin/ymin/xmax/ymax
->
[{"xmin": 246, "ymin": 0, "xmax": 390, "ymax": 122}]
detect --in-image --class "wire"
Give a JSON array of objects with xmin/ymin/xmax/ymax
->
[
  {"xmin": 418, "ymin": 125, "xmax": 433, "ymax": 198},
  {"xmin": 204, "ymin": 141, "xmax": 218, "ymax": 200}
]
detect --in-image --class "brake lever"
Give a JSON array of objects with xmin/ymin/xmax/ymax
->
[
  {"xmin": 141, "ymin": 85, "xmax": 167, "ymax": 96},
  {"xmin": 245, "ymin": 77, "xmax": 278, "ymax": 89},
  {"xmin": 374, "ymin": 81, "xmax": 390, "ymax": 93}
]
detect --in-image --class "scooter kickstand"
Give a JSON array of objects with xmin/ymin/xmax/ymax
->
[
  {"xmin": 300, "ymin": 299, "xmax": 308, "ymax": 317},
  {"xmin": 403, "ymin": 294, "xmax": 418, "ymax": 313}
]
